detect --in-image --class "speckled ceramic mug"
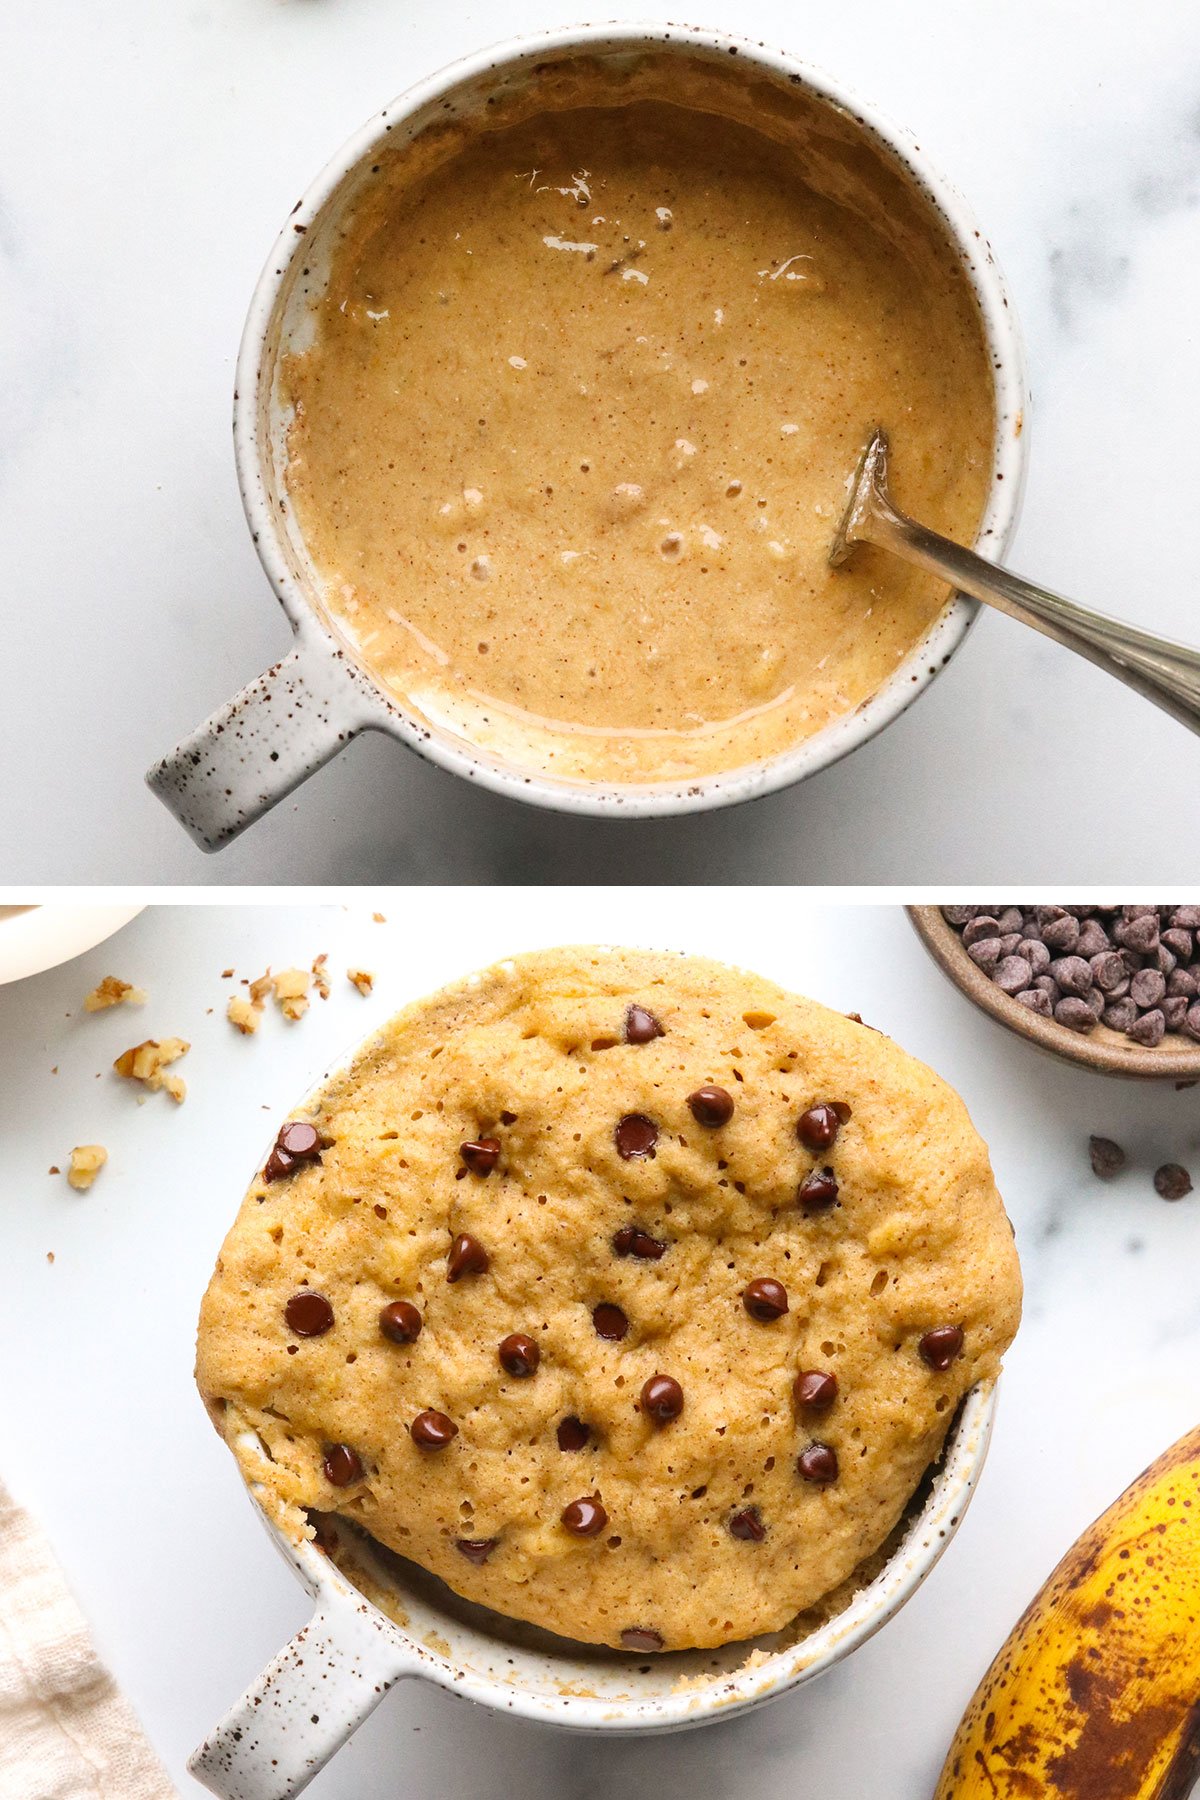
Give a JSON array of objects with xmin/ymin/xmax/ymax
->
[
  {"xmin": 147, "ymin": 23, "xmax": 1028, "ymax": 851},
  {"xmin": 191, "ymin": 1383, "xmax": 997, "ymax": 1799}
]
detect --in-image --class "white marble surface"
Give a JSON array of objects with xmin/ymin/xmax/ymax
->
[
  {"xmin": 2, "ymin": 0, "xmax": 1200, "ymax": 883},
  {"xmin": 1, "ymin": 899, "xmax": 1198, "ymax": 1797}
]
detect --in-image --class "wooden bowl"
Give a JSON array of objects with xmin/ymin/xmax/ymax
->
[{"xmin": 907, "ymin": 907, "xmax": 1200, "ymax": 1082}]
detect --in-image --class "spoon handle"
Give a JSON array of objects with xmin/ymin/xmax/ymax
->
[{"xmin": 862, "ymin": 485, "xmax": 1200, "ymax": 737}]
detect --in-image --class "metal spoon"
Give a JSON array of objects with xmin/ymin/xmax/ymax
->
[{"xmin": 830, "ymin": 427, "xmax": 1200, "ymax": 736}]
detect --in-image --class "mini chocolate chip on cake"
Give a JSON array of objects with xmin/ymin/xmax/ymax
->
[{"xmin": 196, "ymin": 947, "xmax": 1021, "ymax": 1653}]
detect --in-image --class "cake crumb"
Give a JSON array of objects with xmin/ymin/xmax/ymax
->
[
  {"xmin": 227, "ymin": 993, "xmax": 264, "ymax": 1035},
  {"xmin": 84, "ymin": 976, "xmax": 147, "ymax": 1012},
  {"xmin": 113, "ymin": 1037, "xmax": 189, "ymax": 1102},
  {"xmin": 46, "ymin": 1252, "xmax": 55, "ymax": 1264},
  {"xmin": 312, "ymin": 954, "xmax": 331, "ymax": 1001},
  {"xmin": 348, "ymin": 968, "xmax": 375, "ymax": 996},
  {"xmin": 67, "ymin": 1144, "xmax": 108, "ymax": 1190},
  {"xmin": 373, "ymin": 912, "xmax": 386, "ymax": 923}
]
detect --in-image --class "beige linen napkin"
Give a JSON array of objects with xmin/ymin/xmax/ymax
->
[{"xmin": 0, "ymin": 1479, "xmax": 178, "ymax": 1800}]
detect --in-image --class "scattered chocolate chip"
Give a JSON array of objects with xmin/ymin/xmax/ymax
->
[
  {"xmin": 798, "ymin": 1167, "xmax": 839, "ymax": 1212},
  {"xmin": 562, "ymin": 1497, "xmax": 607, "ymax": 1535},
  {"xmin": 1088, "ymin": 1136, "xmax": 1126, "ymax": 1180},
  {"xmin": 410, "ymin": 1409, "xmax": 458, "ymax": 1449},
  {"xmin": 455, "ymin": 1537, "xmax": 499, "ymax": 1564},
  {"xmin": 557, "ymin": 1416, "xmax": 590, "ymax": 1451},
  {"xmin": 1154, "ymin": 1162, "xmax": 1193, "ymax": 1201},
  {"xmin": 460, "ymin": 1137, "xmax": 500, "ymax": 1175},
  {"xmin": 264, "ymin": 1119, "xmax": 322, "ymax": 1182},
  {"xmin": 447, "ymin": 1233, "xmax": 489, "ymax": 1281},
  {"xmin": 796, "ymin": 1103, "xmax": 849, "ymax": 1150},
  {"xmin": 640, "ymin": 1374, "xmax": 684, "ymax": 1425},
  {"xmin": 620, "ymin": 1627, "xmax": 664, "ymax": 1651},
  {"xmin": 379, "ymin": 1299, "xmax": 423, "ymax": 1343},
  {"xmin": 728, "ymin": 1506, "xmax": 766, "ymax": 1542},
  {"xmin": 625, "ymin": 1005, "xmax": 665, "ymax": 1044},
  {"xmin": 797, "ymin": 1442, "xmax": 839, "ymax": 1485},
  {"xmin": 498, "ymin": 1332, "xmax": 540, "ymax": 1376},
  {"xmin": 593, "ymin": 1302, "xmax": 629, "ymax": 1341},
  {"xmin": 613, "ymin": 1224, "xmax": 667, "ymax": 1259},
  {"xmin": 794, "ymin": 1369, "xmax": 838, "ymax": 1412},
  {"xmin": 285, "ymin": 1291, "xmax": 334, "ymax": 1337},
  {"xmin": 919, "ymin": 1325, "xmax": 964, "ymax": 1371},
  {"xmin": 322, "ymin": 1443, "xmax": 363, "ymax": 1486},
  {"xmin": 615, "ymin": 1114, "xmax": 658, "ymax": 1159},
  {"xmin": 687, "ymin": 1085, "xmax": 734, "ymax": 1127},
  {"xmin": 742, "ymin": 1277, "xmax": 788, "ymax": 1321}
]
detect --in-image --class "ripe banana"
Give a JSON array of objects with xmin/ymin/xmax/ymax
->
[{"xmin": 934, "ymin": 1424, "xmax": 1200, "ymax": 1799}]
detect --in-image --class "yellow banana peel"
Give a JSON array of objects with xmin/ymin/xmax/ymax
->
[{"xmin": 935, "ymin": 1424, "xmax": 1200, "ymax": 1799}]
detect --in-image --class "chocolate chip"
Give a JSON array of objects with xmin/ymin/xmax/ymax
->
[
  {"xmin": 1041, "ymin": 914, "xmax": 1080, "ymax": 954},
  {"xmin": 687, "ymin": 1085, "xmax": 734, "ymax": 1127},
  {"xmin": 620, "ymin": 1627, "xmax": 664, "ymax": 1651},
  {"xmin": 1054, "ymin": 997, "xmax": 1097, "ymax": 1033},
  {"xmin": 728, "ymin": 1506, "xmax": 766, "ymax": 1542},
  {"xmin": 460, "ymin": 1137, "xmax": 500, "ymax": 1175},
  {"xmin": 919, "ymin": 1325, "xmax": 964, "ymax": 1371},
  {"xmin": 640, "ymin": 1374, "xmax": 684, "ymax": 1425},
  {"xmin": 1130, "ymin": 968, "xmax": 1167, "ymax": 1009},
  {"xmin": 593, "ymin": 1302, "xmax": 629, "ymax": 1341},
  {"xmin": 410, "ymin": 1409, "xmax": 458, "ymax": 1449},
  {"xmin": 796, "ymin": 1103, "xmax": 849, "ymax": 1150},
  {"xmin": 322, "ymin": 1443, "xmax": 363, "ymax": 1486},
  {"xmin": 961, "ymin": 915, "xmax": 1000, "ymax": 948},
  {"xmin": 557, "ymin": 1416, "xmax": 590, "ymax": 1451},
  {"xmin": 742, "ymin": 1277, "xmax": 788, "ymax": 1321},
  {"xmin": 1015, "ymin": 988, "xmax": 1053, "ymax": 1017},
  {"xmin": 561, "ymin": 1497, "xmax": 607, "ymax": 1535},
  {"xmin": 615, "ymin": 1114, "xmax": 658, "ymax": 1158},
  {"xmin": 447, "ymin": 1233, "xmax": 489, "ymax": 1281},
  {"xmin": 1154, "ymin": 1163, "xmax": 1193, "ymax": 1201},
  {"xmin": 613, "ymin": 1224, "xmax": 667, "ymax": 1260},
  {"xmin": 455, "ymin": 1538, "xmax": 499, "ymax": 1564},
  {"xmin": 625, "ymin": 1005, "xmax": 665, "ymax": 1044},
  {"xmin": 498, "ymin": 1332, "xmax": 540, "ymax": 1377},
  {"xmin": 967, "ymin": 938, "xmax": 1003, "ymax": 973},
  {"xmin": 1116, "ymin": 915, "xmax": 1159, "ymax": 954},
  {"xmin": 264, "ymin": 1119, "xmax": 322, "ymax": 1182},
  {"xmin": 794, "ymin": 1369, "xmax": 838, "ymax": 1412},
  {"xmin": 994, "ymin": 955, "xmax": 1033, "ymax": 995},
  {"xmin": 1088, "ymin": 1136, "xmax": 1126, "ymax": 1180},
  {"xmin": 1128, "ymin": 1008, "xmax": 1165, "ymax": 1047},
  {"xmin": 285, "ymin": 1291, "xmax": 334, "ymax": 1337},
  {"xmin": 798, "ymin": 1167, "xmax": 839, "ymax": 1212},
  {"xmin": 797, "ymin": 1442, "xmax": 838, "ymax": 1484}
]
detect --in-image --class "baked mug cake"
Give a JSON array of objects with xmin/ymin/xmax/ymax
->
[
  {"xmin": 197, "ymin": 949, "xmax": 1021, "ymax": 1652},
  {"xmin": 281, "ymin": 51, "xmax": 996, "ymax": 787}
]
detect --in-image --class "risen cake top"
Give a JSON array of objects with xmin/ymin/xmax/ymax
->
[{"xmin": 197, "ymin": 947, "xmax": 1021, "ymax": 1652}]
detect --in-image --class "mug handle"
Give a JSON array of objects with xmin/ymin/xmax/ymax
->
[
  {"xmin": 189, "ymin": 1593, "xmax": 413, "ymax": 1800},
  {"xmin": 145, "ymin": 641, "xmax": 375, "ymax": 852}
]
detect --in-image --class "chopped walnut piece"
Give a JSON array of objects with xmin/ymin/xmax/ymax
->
[
  {"xmin": 83, "ymin": 976, "xmax": 147, "ymax": 1013},
  {"xmin": 273, "ymin": 968, "xmax": 311, "ymax": 1022},
  {"xmin": 312, "ymin": 954, "xmax": 331, "ymax": 1001},
  {"xmin": 67, "ymin": 1145, "xmax": 107, "ymax": 1190},
  {"xmin": 347, "ymin": 968, "xmax": 375, "ymax": 996},
  {"xmin": 221, "ymin": 967, "xmax": 234, "ymax": 980},
  {"xmin": 248, "ymin": 970, "xmax": 274, "ymax": 1006},
  {"xmin": 113, "ymin": 1037, "xmax": 189, "ymax": 1102},
  {"xmin": 227, "ymin": 993, "xmax": 264, "ymax": 1035}
]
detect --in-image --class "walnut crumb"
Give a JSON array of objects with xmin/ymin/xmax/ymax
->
[
  {"xmin": 249, "ymin": 969, "xmax": 274, "ymax": 1006},
  {"xmin": 373, "ymin": 912, "xmax": 386, "ymax": 923},
  {"xmin": 48, "ymin": 1165, "xmax": 60, "ymax": 1175},
  {"xmin": 113, "ymin": 1037, "xmax": 189, "ymax": 1102},
  {"xmin": 67, "ymin": 1144, "xmax": 108, "ymax": 1190},
  {"xmin": 84, "ymin": 976, "xmax": 147, "ymax": 1012},
  {"xmin": 46, "ymin": 1252, "xmax": 55, "ymax": 1265},
  {"xmin": 348, "ymin": 968, "xmax": 375, "ymax": 996},
  {"xmin": 312, "ymin": 954, "xmax": 330, "ymax": 1001},
  {"xmin": 221, "ymin": 968, "xmax": 234, "ymax": 979},
  {"xmin": 273, "ymin": 968, "xmax": 311, "ymax": 1022},
  {"xmin": 227, "ymin": 994, "xmax": 264, "ymax": 1035}
]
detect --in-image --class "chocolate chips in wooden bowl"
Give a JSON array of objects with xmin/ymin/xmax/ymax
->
[{"xmin": 909, "ymin": 906, "xmax": 1200, "ymax": 1081}]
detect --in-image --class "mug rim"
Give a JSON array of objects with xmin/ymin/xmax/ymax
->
[{"xmin": 234, "ymin": 21, "xmax": 1030, "ymax": 818}]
